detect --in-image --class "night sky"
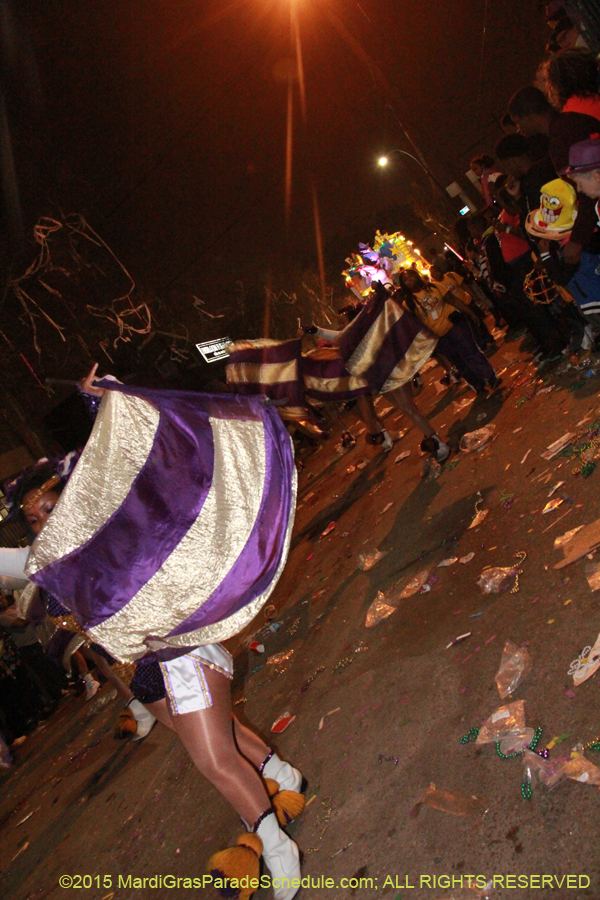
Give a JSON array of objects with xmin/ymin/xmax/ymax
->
[{"xmin": 0, "ymin": 0, "xmax": 549, "ymax": 404}]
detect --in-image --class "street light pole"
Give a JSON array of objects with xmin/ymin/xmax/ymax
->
[{"xmin": 378, "ymin": 148, "xmax": 456, "ymax": 215}]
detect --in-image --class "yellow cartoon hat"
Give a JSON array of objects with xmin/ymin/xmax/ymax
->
[{"xmin": 525, "ymin": 178, "xmax": 578, "ymax": 240}]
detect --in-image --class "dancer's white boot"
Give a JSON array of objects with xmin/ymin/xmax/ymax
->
[
  {"xmin": 255, "ymin": 810, "xmax": 301, "ymax": 900},
  {"xmin": 260, "ymin": 752, "xmax": 302, "ymax": 793}
]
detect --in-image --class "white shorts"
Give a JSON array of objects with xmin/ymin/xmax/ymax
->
[{"xmin": 160, "ymin": 643, "xmax": 233, "ymax": 715}]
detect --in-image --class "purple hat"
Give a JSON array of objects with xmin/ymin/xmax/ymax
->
[{"xmin": 565, "ymin": 138, "xmax": 600, "ymax": 175}]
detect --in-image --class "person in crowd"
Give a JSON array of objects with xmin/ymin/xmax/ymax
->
[
  {"xmin": 0, "ymin": 627, "xmax": 41, "ymax": 745},
  {"xmin": 508, "ymin": 85, "xmax": 558, "ymax": 139},
  {"xmin": 469, "ymin": 211, "xmax": 567, "ymax": 361},
  {"xmin": 428, "ymin": 264, "xmax": 495, "ymax": 351},
  {"xmin": 501, "ymin": 113, "xmax": 519, "ymax": 134},
  {"xmin": 565, "ymin": 137, "xmax": 600, "ymax": 206},
  {"xmin": 495, "ymin": 133, "xmax": 557, "ymax": 219},
  {"xmin": 0, "ymin": 593, "xmax": 66, "ymax": 708},
  {"xmin": 396, "ymin": 269, "xmax": 499, "ymax": 396},
  {"xmin": 470, "ymin": 154, "xmax": 502, "ymax": 207},
  {"xmin": 545, "ymin": 48, "xmax": 600, "ymax": 119},
  {"xmin": 425, "ymin": 247, "xmax": 449, "ymax": 274},
  {"xmin": 467, "ymin": 214, "xmax": 524, "ymax": 331},
  {"xmin": 508, "ymin": 85, "xmax": 600, "ymax": 264},
  {"xmin": 547, "ymin": 14, "xmax": 589, "ymax": 53}
]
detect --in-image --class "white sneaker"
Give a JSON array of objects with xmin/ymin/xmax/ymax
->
[
  {"xmin": 84, "ymin": 677, "xmax": 100, "ymax": 701},
  {"xmin": 432, "ymin": 435, "xmax": 450, "ymax": 462},
  {"xmin": 381, "ymin": 429, "xmax": 393, "ymax": 452},
  {"xmin": 261, "ymin": 752, "xmax": 303, "ymax": 792},
  {"xmin": 255, "ymin": 810, "xmax": 301, "ymax": 900},
  {"xmin": 582, "ymin": 325, "xmax": 594, "ymax": 351},
  {"xmin": 128, "ymin": 699, "xmax": 157, "ymax": 741}
]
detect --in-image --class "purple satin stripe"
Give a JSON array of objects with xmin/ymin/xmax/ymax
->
[
  {"xmin": 336, "ymin": 290, "xmax": 386, "ymax": 360},
  {"xmin": 228, "ymin": 380, "xmax": 304, "ymax": 404},
  {"xmin": 166, "ymin": 406, "xmax": 295, "ymax": 636},
  {"xmin": 30, "ymin": 389, "xmax": 219, "ymax": 627},
  {"xmin": 366, "ymin": 307, "xmax": 424, "ymax": 391}
]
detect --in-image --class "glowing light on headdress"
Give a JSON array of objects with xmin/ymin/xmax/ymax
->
[{"xmin": 342, "ymin": 230, "xmax": 428, "ymax": 297}]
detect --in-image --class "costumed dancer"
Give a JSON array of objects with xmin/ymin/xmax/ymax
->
[
  {"xmin": 227, "ymin": 283, "xmax": 451, "ymax": 463},
  {"xmin": 0, "ymin": 366, "xmax": 304, "ymax": 900},
  {"xmin": 397, "ymin": 270, "xmax": 500, "ymax": 396},
  {"xmin": 306, "ymin": 301, "xmax": 393, "ymax": 451}
]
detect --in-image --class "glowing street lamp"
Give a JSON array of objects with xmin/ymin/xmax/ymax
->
[{"xmin": 377, "ymin": 148, "xmax": 457, "ymax": 214}]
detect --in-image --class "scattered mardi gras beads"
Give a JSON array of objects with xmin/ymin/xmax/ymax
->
[
  {"xmin": 495, "ymin": 727, "xmax": 543, "ymax": 759},
  {"xmin": 460, "ymin": 727, "xmax": 479, "ymax": 744},
  {"xmin": 521, "ymin": 779, "xmax": 533, "ymax": 800}
]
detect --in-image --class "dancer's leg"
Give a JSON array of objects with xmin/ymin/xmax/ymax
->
[
  {"xmin": 167, "ymin": 667, "xmax": 271, "ymax": 824},
  {"xmin": 233, "ymin": 716, "xmax": 271, "ymax": 767},
  {"xmin": 386, "ymin": 384, "xmax": 435, "ymax": 438},
  {"xmin": 146, "ymin": 698, "xmax": 176, "ymax": 731},
  {"xmin": 356, "ymin": 395, "xmax": 384, "ymax": 433},
  {"xmin": 81, "ymin": 647, "xmax": 133, "ymax": 702}
]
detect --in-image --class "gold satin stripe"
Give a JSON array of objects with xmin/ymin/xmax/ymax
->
[
  {"xmin": 226, "ymin": 360, "xmax": 298, "ymax": 387},
  {"xmin": 302, "ymin": 373, "xmax": 369, "ymax": 394},
  {"xmin": 303, "ymin": 346, "xmax": 343, "ymax": 361},
  {"xmin": 381, "ymin": 331, "xmax": 438, "ymax": 392},
  {"xmin": 161, "ymin": 461, "xmax": 297, "ymax": 651},
  {"xmin": 27, "ymin": 392, "xmax": 159, "ymax": 577},
  {"xmin": 346, "ymin": 299, "xmax": 405, "ymax": 376},
  {"xmin": 277, "ymin": 406, "xmax": 311, "ymax": 423},
  {"xmin": 88, "ymin": 416, "xmax": 270, "ymax": 661}
]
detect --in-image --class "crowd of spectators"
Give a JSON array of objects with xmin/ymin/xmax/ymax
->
[{"xmin": 451, "ymin": 4, "xmax": 600, "ymax": 366}]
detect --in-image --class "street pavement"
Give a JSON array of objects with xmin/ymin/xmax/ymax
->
[{"xmin": 2, "ymin": 327, "xmax": 600, "ymax": 900}]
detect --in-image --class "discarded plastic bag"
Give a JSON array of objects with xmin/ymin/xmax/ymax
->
[
  {"xmin": 476, "ymin": 700, "xmax": 526, "ymax": 744},
  {"xmin": 468, "ymin": 509, "xmax": 489, "ymax": 529},
  {"xmin": 477, "ymin": 566, "xmax": 516, "ymax": 594},
  {"xmin": 398, "ymin": 570, "xmax": 430, "ymax": 599},
  {"xmin": 411, "ymin": 782, "xmax": 487, "ymax": 817},
  {"xmin": 554, "ymin": 525, "xmax": 585, "ymax": 550},
  {"xmin": 498, "ymin": 727, "xmax": 534, "ymax": 755},
  {"xmin": 357, "ymin": 549, "xmax": 385, "ymax": 571},
  {"xmin": 365, "ymin": 592, "xmax": 396, "ymax": 628},
  {"xmin": 522, "ymin": 749, "xmax": 565, "ymax": 790},
  {"xmin": 540, "ymin": 432, "xmax": 575, "ymax": 461},
  {"xmin": 495, "ymin": 640, "xmax": 532, "ymax": 699},
  {"xmin": 585, "ymin": 560, "xmax": 600, "ymax": 591},
  {"xmin": 460, "ymin": 425, "xmax": 496, "ymax": 453},
  {"xmin": 542, "ymin": 498, "xmax": 564, "ymax": 515},
  {"xmin": 562, "ymin": 755, "xmax": 600, "ymax": 785}
]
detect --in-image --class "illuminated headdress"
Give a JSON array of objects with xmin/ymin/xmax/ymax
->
[{"xmin": 342, "ymin": 230, "xmax": 428, "ymax": 297}]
